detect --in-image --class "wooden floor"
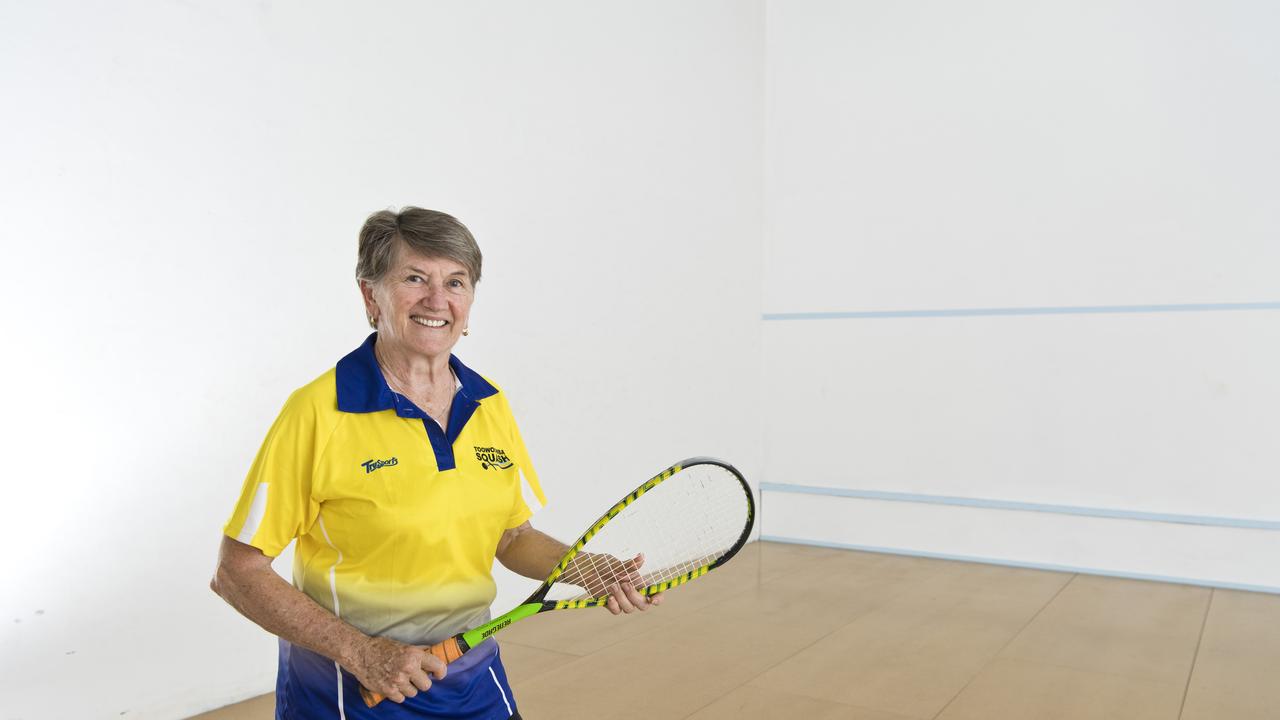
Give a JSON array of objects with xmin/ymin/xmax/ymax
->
[{"xmin": 192, "ymin": 541, "xmax": 1280, "ymax": 719}]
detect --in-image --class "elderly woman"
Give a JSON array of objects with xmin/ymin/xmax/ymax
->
[{"xmin": 212, "ymin": 207, "xmax": 658, "ymax": 719}]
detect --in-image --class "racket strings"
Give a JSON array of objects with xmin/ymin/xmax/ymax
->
[{"xmin": 546, "ymin": 464, "xmax": 749, "ymax": 602}]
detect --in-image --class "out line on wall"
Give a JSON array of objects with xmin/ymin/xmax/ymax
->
[
  {"xmin": 760, "ymin": 482, "xmax": 1280, "ymax": 531},
  {"xmin": 762, "ymin": 301, "xmax": 1280, "ymax": 321}
]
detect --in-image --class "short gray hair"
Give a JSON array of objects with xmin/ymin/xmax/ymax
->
[{"xmin": 356, "ymin": 207, "xmax": 482, "ymax": 286}]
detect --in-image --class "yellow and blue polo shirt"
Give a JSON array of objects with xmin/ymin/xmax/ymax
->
[{"xmin": 224, "ymin": 333, "xmax": 546, "ymax": 719}]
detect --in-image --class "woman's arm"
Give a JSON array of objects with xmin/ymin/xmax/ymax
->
[
  {"xmin": 494, "ymin": 522, "xmax": 662, "ymax": 614},
  {"xmin": 210, "ymin": 535, "xmax": 445, "ymax": 703}
]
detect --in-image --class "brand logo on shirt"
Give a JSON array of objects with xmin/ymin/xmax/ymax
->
[
  {"xmin": 474, "ymin": 446, "xmax": 513, "ymax": 470},
  {"xmin": 361, "ymin": 457, "xmax": 399, "ymax": 474}
]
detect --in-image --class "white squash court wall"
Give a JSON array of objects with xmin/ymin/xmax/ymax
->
[
  {"xmin": 0, "ymin": 2, "xmax": 763, "ymax": 717},
  {"xmin": 761, "ymin": 0, "xmax": 1280, "ymax": 590}
]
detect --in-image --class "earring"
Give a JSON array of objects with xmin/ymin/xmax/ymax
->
[
  {"xmin": 462, "ymin": 327, "xmax": 470, "ymax": 336},
  {"xmin": 368, "ymin": 315, "xmax": 378, "ymax": 329}
]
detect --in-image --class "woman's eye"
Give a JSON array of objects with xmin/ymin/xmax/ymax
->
[{"xmin": 406, "ymin": 275, "xmax": 423, "ymax": 283}]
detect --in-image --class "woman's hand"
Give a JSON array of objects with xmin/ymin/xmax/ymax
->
[
  {"xmin": 493, "ymin": 524, "xmax": 665, "ymax": 614},
  {"xmin": 348, "ymin": 636, "xmax": 448, "ymax": 703},
  {"xmin": 567, "ymin": 552, "xmax": 666, "ymax": 614}
]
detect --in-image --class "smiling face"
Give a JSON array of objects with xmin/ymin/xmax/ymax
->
[{"xmin": 361, "ymin": 245, "xmax": 475, "ymax": 364}]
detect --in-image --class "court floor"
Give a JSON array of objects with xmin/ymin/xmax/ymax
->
[{"xmin": 192, "ymin": 541, "xmax": 1280, "ymax": 719}]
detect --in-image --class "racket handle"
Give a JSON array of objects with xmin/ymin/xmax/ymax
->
[{"xmin": 359, "ymin": 636, "xmax": 466, "ymax": 708}]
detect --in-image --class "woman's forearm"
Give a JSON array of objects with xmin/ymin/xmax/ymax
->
[
  {"xmin": 495, "ymin": 523, "xmax": 569, "ymax": 580},
  {"xmin": 212, "ymin": 536, "xmax": 449, "ymax": 702},
  {"xmin": 210, "ymin": 536, "xmax": 369, "ymax": 668}
]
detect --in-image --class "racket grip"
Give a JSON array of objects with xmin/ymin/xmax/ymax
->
[{"xmin": 360, "ymin": 636, "xmax": 466, "ymax": 708}]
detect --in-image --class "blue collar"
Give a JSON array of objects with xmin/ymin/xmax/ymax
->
[{"xmin": 335, "ymin": 333, "xmax": 498, "ymax": 417}]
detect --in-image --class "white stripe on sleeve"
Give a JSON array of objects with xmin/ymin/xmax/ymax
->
[
  {"xmin": 519, "ymin": 468, "xmax": 544, "ymax": 513},
  {"xmin": 235, "ymin": 483, "xmax": 270, "ymax": 544}
]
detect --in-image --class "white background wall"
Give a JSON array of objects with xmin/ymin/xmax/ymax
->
[
  {"xmin": 762, "ymin": 0, "xmax": 1280, "ymax": 588},
  {"xmin": 0, "ymin": 2, "xmax": 763, "ymax": 717}
]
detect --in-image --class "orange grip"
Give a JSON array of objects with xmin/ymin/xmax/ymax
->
[{"xmin": 360, "ymin": 636, "xmax": 464, "ymax": 708}]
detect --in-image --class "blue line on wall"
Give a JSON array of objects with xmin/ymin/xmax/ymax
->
[
  {"xmin": 762, "ymin": 301, "xmax": 1280, "ymax": 321},
  {"xmin": 758, "ymin": 536, "xmax": 1280, "ymax": 595},
  {"xmin": 759, "ymin": 482, "xmax": 1280, "ymax": 531}
]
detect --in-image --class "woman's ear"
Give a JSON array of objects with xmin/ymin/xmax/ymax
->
[{"xmin": 359, "ymin": 280, "xmax": 380, "ymax": 326}]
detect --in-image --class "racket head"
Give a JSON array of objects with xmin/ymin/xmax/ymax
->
[{"xmin": 536, "ymin": 457, "xmax": 754, "ymax": 608}]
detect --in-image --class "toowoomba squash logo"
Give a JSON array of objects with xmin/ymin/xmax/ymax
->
[{"xmin": 474, "ymin": 446, "xmax": 514, "ymax": 470}]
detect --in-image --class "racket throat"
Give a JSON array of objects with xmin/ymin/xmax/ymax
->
[{"xmin": 461, "ymin": 602, "xmax": 543, "ymax": 648}]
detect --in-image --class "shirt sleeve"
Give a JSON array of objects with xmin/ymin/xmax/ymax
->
[
  {"xmin": 500, "ymin": 395, "xmax": 547, "ymax": 529},
  {"xmin": 223, "ymin": 390, "xmax": 327, "ymax": 556}
]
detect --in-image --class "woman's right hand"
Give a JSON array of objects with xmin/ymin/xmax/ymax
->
[{"xmin": 349, "ymin": 635, "xmax": 448, "ymax": 703}]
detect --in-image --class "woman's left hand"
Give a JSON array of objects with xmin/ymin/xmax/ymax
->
[
  {"xmin": 494, "ymin": 524, "xmax": 665, "ymax": 613},
  {"xmin": 571, "ymin": 552, "xmax": 665, "ymax": 614}
]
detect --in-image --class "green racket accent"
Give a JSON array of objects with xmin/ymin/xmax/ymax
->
[{"xmin": 460, "ymin": 602, "xmax": 542, "ymax": 647}]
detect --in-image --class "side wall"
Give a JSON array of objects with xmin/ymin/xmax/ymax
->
[{"xmin": 761, "ymin": 0, "xmax": 1280, "ymax": 590}]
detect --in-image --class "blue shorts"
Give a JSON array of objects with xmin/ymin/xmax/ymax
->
[{"xmin": 275, "ymin": 638, "xmax": 519, "ymax": 720}]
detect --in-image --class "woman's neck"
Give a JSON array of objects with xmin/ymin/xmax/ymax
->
[{"xmin": 374, "ymin": 339, "xmax": 452, "ymax": 395}]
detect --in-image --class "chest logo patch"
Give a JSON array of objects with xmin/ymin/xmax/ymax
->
[
  {"xmin": 361, "ymin": 457, "xmax": 399, "ymax": 474},
  {"xmin": 474, "ymin": 446, "xmax": 514, "ymax": 470}
]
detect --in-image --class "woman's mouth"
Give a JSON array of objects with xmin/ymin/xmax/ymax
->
[{"xmin": 411, "ymin": 316, "xmax": 448, "ymax": 328}]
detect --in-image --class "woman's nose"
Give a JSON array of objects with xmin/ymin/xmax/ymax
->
[{"xmin": 422, "ymin": 281, "xmax": 446, "ymax": 304}]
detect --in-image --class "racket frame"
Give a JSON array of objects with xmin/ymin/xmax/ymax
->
[
  {"xmin": 360, "ymin": 456, "xmax": 753, "ymax": 707},
  {"xmin": 476, "ymin": 456, "xmax": 752, "ymax": 636}
]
